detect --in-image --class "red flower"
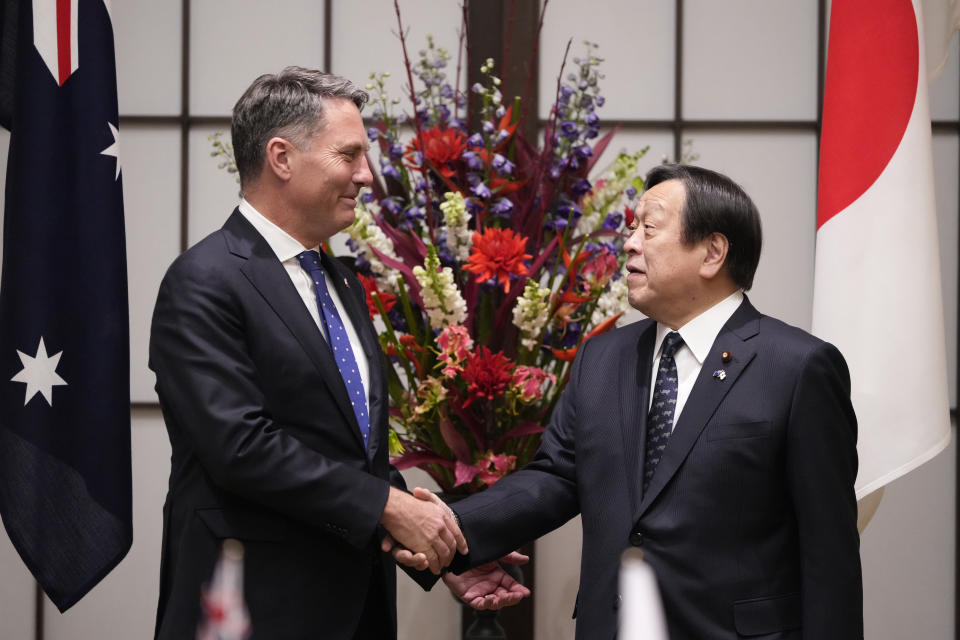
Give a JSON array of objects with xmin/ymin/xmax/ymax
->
[
  {"xmin": 357, "ymin": 274, "xmax": 396, "ymax": 318},
  {"xmin": 473, "ymin": 451, "xmax": 517, "ymax": 487},
  {"xmin": 461, "ymin": 346, "xmax": 514, "ymax": 407},
  {"xmin": 405, "ymin": 126, "xmax": 466, "ymax": 177},
  {"xmin": 464, "ymin": 228, "xmax": 532, "ymax": 293}
]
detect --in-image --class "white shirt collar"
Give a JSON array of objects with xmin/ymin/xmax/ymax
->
[
  {"xmin": 237, "ymin": 197, "xmax": 318, "ymax": 261},
  {"xmin": 654, "ymin": 290, "xmax": 744, "ymax": 364}
]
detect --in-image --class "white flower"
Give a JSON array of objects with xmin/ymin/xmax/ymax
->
[
  {"xmin": 591, "ymin": 277, "xmax": 628, "ymax": 326},
  {"xmin": 347, "ymin": 193, "xmax": 401, "ymax": 292},
  {"xmin": 413, "ymin": 245, "xmax": 468, "ymax": 330},
  {"xmin": 439, "ymin": 191, "xmax": 473, "ymax": 261},
  {"xmin": 512, "ymin": 280, "xmax": 552, "ymax": 350}
]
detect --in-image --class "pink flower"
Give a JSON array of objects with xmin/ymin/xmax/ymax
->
[
  {"xmin": 473, "ymin": 451, "xmax": 517, "ymax": 487},
  {"xmin": 581, "ymin": 248, "xmax": 619, "ymax": 288},
  {"xmin": 512, "ymin": 366, "xmax": 557, "ymax": 401},
  {"xmin": 436, "ymin": 324, "xmax": 474, "ymax": 377}
]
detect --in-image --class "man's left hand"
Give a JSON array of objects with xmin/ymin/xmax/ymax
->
[{"xmin": 443, "ymin": 552, "xmax": 531, "ymax": 610}]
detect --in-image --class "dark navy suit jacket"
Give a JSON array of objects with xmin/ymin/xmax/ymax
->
[
  {"xmin": 452, "ymin": 298, "xmax": 862, "ymax": 639},
  {"xmin": 149, "ymin": 210, "xmax": 405, "ymax": 639}
]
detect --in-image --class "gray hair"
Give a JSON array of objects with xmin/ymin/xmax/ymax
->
[{"xmin": 231, "ymin": 66, "xmax": 369, "ymax": 186}]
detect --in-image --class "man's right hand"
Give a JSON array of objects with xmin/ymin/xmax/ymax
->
[{"xmin": 379, "ymin": 487, "xmax": 468, "ymax": 574}]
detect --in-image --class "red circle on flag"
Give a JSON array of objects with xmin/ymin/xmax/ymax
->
[{"xmin": 817, "ymin": 0, "xmax": 919, "ymax": 228}]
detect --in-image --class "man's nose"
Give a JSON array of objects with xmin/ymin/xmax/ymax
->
[{"xmin": 355, "ymin": 154, "xmax": 373, "ymax": 186}]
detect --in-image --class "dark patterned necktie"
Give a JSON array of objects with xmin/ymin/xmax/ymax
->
[
  {"xmin": 643, "ymin": 331, "xmax": 684, "ymax": 493},
  {"xmin": 296, "ymin": 250, "xmax": 370, "ymax": 450}
]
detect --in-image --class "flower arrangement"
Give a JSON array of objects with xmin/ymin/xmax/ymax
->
[
  {"xmin": 345, "ymin": 25, "xmax": 651, "ymax": 496},
  {"xmin": 210, "ymin": 17, "xmax": 651, "ymax": 497}
]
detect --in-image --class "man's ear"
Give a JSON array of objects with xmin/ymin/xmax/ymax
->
[
  {"xmin": 700, "ymin": 232, "xmax": 730, "ymax": 280},
  {"xmin": 264, "ymin": 136, "xmax": 295, "ymax": 182}
]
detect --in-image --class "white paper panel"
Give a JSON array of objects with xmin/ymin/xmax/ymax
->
[
  {"xmin": 861, "ymin": 428, "xmax": 955, "ymax": 640},
  {"xmin": 122, "ymin": 126, "xmax": 181, "ymax": 403},
  {"xmin": 538, "ymin": 0, "xmax": 674, "ymax": 121},
  {"xmin": 187, "ymin": 126, "xmax": 242, "ymax": 248},
  {"xmin": 331, "ymin": 0, "xmax": 465, "ymax": 109},
  {"xmin": 190, "ymin": 0, "xmax": 325, "ymax": 116},
  {"xmin": 930, "ymin": 35, "xmax": 960, "ymax": 121},
  {"xmin": 0, "ymin": 521, "xmax": 36, "ymax": 640},
  {"xmin": 933, "ymin": 133, "xmax": 958, "ymax": 407},
  {"xmin": 45, "ymin": 410, "xmax": 171, "ymax": 640},
  {"xmin": 683, "ymin": 1, "xmax": 818, "ymax": 120},
  {"xmin": 113, "ymin": 0, "xmax": 181, "ymax": 115},
  {"xmin": 687, "ymin": 130, "xmax": 819, "ymax": 330}
]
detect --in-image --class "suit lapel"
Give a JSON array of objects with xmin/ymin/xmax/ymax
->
[
  {"xmin": 621, "ymin": 321, "xmax": 656, "ymax": 520},
  {"xmin": 222, "ymin": 212, "xmax": 367, "ymax": 453},
  {"xmin": 637, "ymin": 299, "xmax": 761, "ymax": 517},
  {"xmin": 320, "ymin": 252, "xmax": 387, "ymax": 462}
]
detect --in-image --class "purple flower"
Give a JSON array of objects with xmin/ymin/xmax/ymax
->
[
  {"xmin": 571, "ymin": 178, "xmax": 592, "ymax": 197},
  {"xmin": 471, "ymin": 82, "xmax": 484, "ymax": 94},
  {"xmin": 490, "ymin": 198, "xmax": 514, "ymax": 216},
  {"xmin": 556, "ymin": 198, "xmax": 582, "ymax": 219},
  {"xmin": 388, "ymin": 143, "xmax": 404, "ymax": 159},
  {"xmin": 465, "ymin": 198, "xmax": 483, "ymax": 215},
  {"xmin": 603, "ymin": 212, "xmax": 624, "ymax": 230},
  {"xmin": 441, "ymin": 84, "xmax": 454, "ymax": 99},
  {"xmin": 345, "ymin": 238, "xmax": 360, "ymax": 252},
  {"xmin": 573, "ymin": 145, "xmax": 593, "ymax": 160},
  {"xmin": 491, "ymin": 153, "xmax": 515, "ymax": 175},
  {"xmin": 560, "ymin": 121, "xmax": 579, "ymax": 138},
  {"xmin": 462, "ymin": 151, "xmax": 484, "ymax": 171},
  {"xmin": 559, "ymin": 85, "xmax": 574, "ymax": 99},
  {"xmin": 561, "ymin": 322, "xmax": 583, "ymax": 348},
  {"xmin": 482, "ymin": 120, "xmax": 495, "ymax": 135},
  {"xmin": 585, "ymin": 127, "xmax": 599, "ymax": 140},
  {"xmin": 360, "ymin": 191, "xmax": 376, "ymax": 204},
  {"xmin": 495, "ymin": 130, "xmax": 510, "ymax": 144},
  {"xmin": 381, "ymin": 197, "xmax": 404, "ymax": 215},
  {"xmin": 396, "ymin": 113, "xmax": 409, "ymax": 124},
  {"xmin": 367, "ymin": 128, "xmax": 380, "ymax": 141},
  {"xmin": 585, "ymin": 112, "xmax": 599, "ymax": 126},
  {"xmin": 596, "ymin": 96, "xmax": 606, "ymax": 107},
  {"xmin": 495, "ymin": 106, "xmax": 506, "ymax": 118},
  {"xmin": 625, "ymin": 186, "xmax": 637, "ymax": 199},
  {"xmin": 467, "ymin": 133, "xmax": 485, "ymax": 148},
  {"xmin": 380, "ymin": 162, "xmax": 401, "ymax": 181},
  {"xmin": 471, "ymin": 182, "xmax": 492, "ymax": 199},
  {"xmin": 403, "ymin": 205, "xmax": 426, "ymax": 222},
  {"xmin": 549, "ymin": 166, "xmax": 562, "ymax": 180}
]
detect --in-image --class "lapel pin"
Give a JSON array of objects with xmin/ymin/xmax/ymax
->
[
  {"xmin": 721, "ymin": 350, "xmax": 732, "ymax": 363},
  {"xmin": 713, "ymin": 369, "xmax": 727, "ymax": 381}
]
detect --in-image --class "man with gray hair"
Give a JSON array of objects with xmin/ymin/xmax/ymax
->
[{"xmin": 149, "ymin": 67, "xmax": 474, "ymax": 639}]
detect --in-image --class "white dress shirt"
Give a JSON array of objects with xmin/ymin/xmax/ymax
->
[
  {"xmin": 238, "ymin": 198, "xmax": 371, "ymax": 416},
  {"xmin": 647, "ymin": 290, "xmax": 744, "ymax": 431}
]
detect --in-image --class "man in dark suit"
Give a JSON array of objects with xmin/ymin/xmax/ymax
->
[
  {"xmin": 149, "ymin": 67, "xmax": 470, "ymax": 640},
  {"xmin": 429, "ymin": 164, "xmax": 863, "ymax": 638}
]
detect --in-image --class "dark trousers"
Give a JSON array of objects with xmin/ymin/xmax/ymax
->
[{"xmin": 352, "ymin": 560, "xmax": 392, "ymax": 640}]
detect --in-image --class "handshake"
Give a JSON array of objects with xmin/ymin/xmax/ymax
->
[{"xmin": 379, "ymin": 486, "xmax": 530, "ymax": 610}]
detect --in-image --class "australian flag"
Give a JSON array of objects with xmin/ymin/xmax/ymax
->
[{"xmin": 0, "ymin": 0, "xmax": 131, "ymax": 611}]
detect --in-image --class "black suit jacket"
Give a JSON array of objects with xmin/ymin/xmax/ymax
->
[
  {"xmin": 149, "ymin": 210, "xmax": 405, "ymax": 639},
  {"xmin": 452, "ymin": 298, "xmax": 862, "ymax": 639}
]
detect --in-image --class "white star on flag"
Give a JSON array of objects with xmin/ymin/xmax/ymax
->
[
  {"xmin": 101, "ymin": 121, "xmax": 121, "ymax": 180},
  {"xmin": 10, "ymin": 337, "xmax": 68, "ymax": 407}
]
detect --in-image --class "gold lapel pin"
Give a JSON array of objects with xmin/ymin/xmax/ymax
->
[{"xmin": 713, "ymin": 369, "xmax": 727, "ymax": 381}]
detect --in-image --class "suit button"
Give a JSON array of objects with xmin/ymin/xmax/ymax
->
[{"xmin": 629, "ymin": 532, "xmax": 644, "ymax": 546}]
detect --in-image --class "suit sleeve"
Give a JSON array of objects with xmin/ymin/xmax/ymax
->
[
  {"xmin": 447, "ymin": 339, "xmax": 588, "ymax": 570},
  {"xmin": 149, "ymin": 256, "xmax": 390, "ymax": 550},
  {"xmin": 787, "ymin": 341, "xmax": 863, "ymax": 638}
]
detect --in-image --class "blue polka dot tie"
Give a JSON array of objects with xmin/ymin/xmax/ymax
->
[
  {"xmin": 643, "ymin": 331, "xmax": 684, "ymax": 494},
  {"xmin": 296, "ymin": 250, "xmax": 370, "ymax": 450}
]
